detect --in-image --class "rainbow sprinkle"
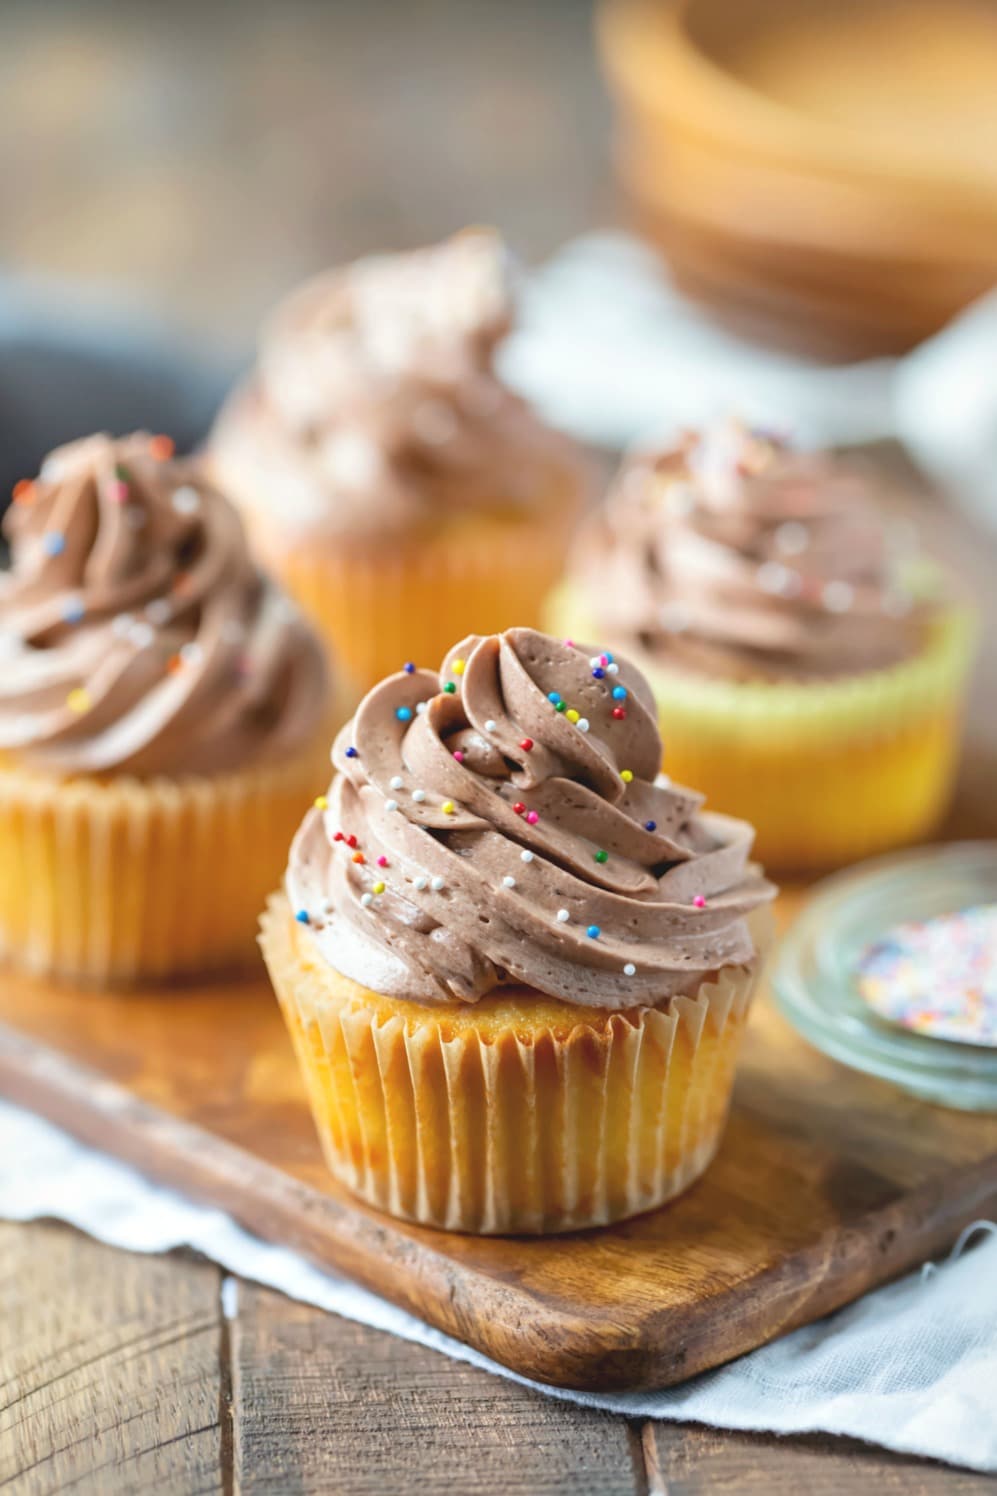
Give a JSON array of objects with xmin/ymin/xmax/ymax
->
[{"xmin": 856, "ymin": 904, "xmax": 997, "ymax": 1047}]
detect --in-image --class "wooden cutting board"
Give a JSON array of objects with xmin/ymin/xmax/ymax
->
[{"xmin": 2, "ymin": 891, "xmax": 997, "ymax": 1392}]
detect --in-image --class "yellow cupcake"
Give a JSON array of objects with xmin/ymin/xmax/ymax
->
[
  {"xmin": 261, "ymin": 627, "xmax": 775, "ymax": 1234},
  {"xmin": 552, "ymin": 422, "xmax": 977, "ymax": 871},
  {"xmin": 0, "ymin": 432, "xmax": 334, "ymax": 985},
  {"xmin": 209, "ymin": 229, "xmax": 587, "ymax": 693}
]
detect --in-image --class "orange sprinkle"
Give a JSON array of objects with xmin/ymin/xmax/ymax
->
[
  {"xmin": 149, "ymin": 434, "xmax": 175, "ymax": 461},
  {"xmin": 12, "ymin": 479, "xmax": 34, "ymax": 505},
  {"xmin": 352, "ymin": 852, "xmax": 365, "ymax": 865},
  {"xmin": 166, "ymin": 654, "xmax": 184, "ymax": 675}
]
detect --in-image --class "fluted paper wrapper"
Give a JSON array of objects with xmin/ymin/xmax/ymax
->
[
  {"xmin": 0, "ymin": 737, "xmax": 330, "ymax": 986},
  {"xmin": 261, "ymin": 894, "xmax": 760, "ymax": 1235},
  {"xmin": 549, "ymin": 584, "xmax": 977, "ymax": 870},
  {"xmin": 212, "ymin": 453, "xmax": 583, "ymax": 692}
]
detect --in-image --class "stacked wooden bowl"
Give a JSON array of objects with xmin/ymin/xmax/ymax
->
[{"xmin": 598, "ymin": 0, "xmax": 997, "ymax": 358}]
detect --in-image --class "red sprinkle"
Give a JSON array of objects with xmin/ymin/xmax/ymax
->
[
  {"xmin": 346, "ymin": 834, "xmax": 358, "ymax": 849},
  {"xmin": 352, "ymin": 852, "xmax": 365, "ymax": 865},
  {"xmin": 519, "ymin": 738, "xmax": 534, "ymax": 752},
  {"xmin": 693, "ymin": 895, "xmax": 707, "ymax": 909},
  {"xmin": 334, "ymin": 831, "xmax": 344, "ymax": 842},
  {"xmin": 612, "ymin": 706, "xmax": 626, "ymax": 720},
  {"xmin": 513, "ymin": 802, "xmax": 526, "ymax": 815}
]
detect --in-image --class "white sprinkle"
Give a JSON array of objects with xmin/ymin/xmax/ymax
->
[
  {"xmin": 416, "ymin": 701, "xmax": 428, "ymax": 715},
  {"xmin": 623, "ymin": 963, "xmax": 636, "ymax": 977},
  {"xmin": 414, "ymin": 875, "xmax": 428, "ymax": 891},
  {"xmin": 360, "ymin": 892, "xmax": 374, "ymax": 908},
  {"xmin": 111, "ymin": 613, "xmax": 135, "ymax": 638},
  {"xmin": 588, "ymin": 656, "xmax": 602, "ymax": 668},
  {"xmin": 484, "ymin": 719, "xmax": 497, "ymax": 732},
  {"xmin": 556, "ymin": 909, "xmax": 570, "ymax": 923},
  {"xmin": 412, "ymin": 789, "xmax": 427, "ymax": 803},
  {"xmin": 145, "ymin": 598, "xmax": 170, "ymax": 625},
  {"xmin": 171, "ymin": 485, "xmax": 200, "ymax": 516},
  {"xmin": 502, "ymin": 876, "xmax": 516, "ymax": 889},
  {"xmin": 129, "ymin": 621, "xmax": 155, "ymax": 648},
  {"xmin": 774, "ymin": 520, "xmax": 809, "ymax": 556},
  {"xmin": 386, "ymin": 800, "xmax": 399, "ymax": 813},
  {"xmin": 520, "ymin": 850, "xmax": 534, "ymax": 863},
  {"xmin": 606, "ymin": 662, "xmax": 619, "ymax": 675},
  {"xmin": 822, "ymin": 580, "xmax": 855, "ymax": 613},
  {"xmin": 430, "ymin": 876, "xmax": 445, "ymax": 892},
  {"xmin": 577, "ymin": 718, "xmax": 590, "ymax": 733},
  {"xmin": 389, "ymin": 776, "xmax": 404, "ymax": 790},
  {"xmin": 757, "ymin": 561, "xmax": 793, "ymax": 596},
  {"xmin": 179, "ymin": 641, "xmax": 202, "ymax": 666}
]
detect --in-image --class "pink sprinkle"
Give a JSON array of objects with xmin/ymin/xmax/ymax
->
[
  {"xmin": 111, "ymin": 481, "xmax": 129, "ymax": 503},
  {"xmin": 452, "ymin": 750, "xmax": 464, "ymax": 763},
  {"xmin": 564, "ymin": 638, "xmax": 574, "ymax": 648},
  {"xmin": 599, "ymin": 654, "xmax": 609, "ymax": 667},
  {"xmin": 377, "ymin": 855, "xmax": 388, "ymax": 867},
  {"xmin": 693, "ymin": 895, "xmax": 707, "ymax": 909},
  {"xmin": 526, "ymin": 810, "xmax": 539, "ymax": 825}
]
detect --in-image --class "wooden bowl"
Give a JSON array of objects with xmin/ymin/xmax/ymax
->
[{"xmin": 598, "ymin": 0, "xmax": 997, "ymax": 356}]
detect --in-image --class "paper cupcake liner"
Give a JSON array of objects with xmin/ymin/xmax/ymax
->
[
  {"xmin": 549, "ymin": 585, "xmax": 977, "ymax": 869},
  {"xmin": 260, "ymin": 893, "xmax": 759, "ymax": 1235},
  {"xmin": 219, "ymin": 479, "xmax": 580, "ymax": 692},
  {"xmin": 0, "ymin": 737, "xmax": 331, "ymax": 986}
]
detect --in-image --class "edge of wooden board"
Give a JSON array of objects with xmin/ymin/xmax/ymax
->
[{"xmin": 3, "ymin": 1019, "xmax": 996, "ymax": 1392}]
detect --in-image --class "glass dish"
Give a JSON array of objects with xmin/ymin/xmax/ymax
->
[{"xmin": 771, "ymin": 841, "xmax": 997, "ymax": 1111}]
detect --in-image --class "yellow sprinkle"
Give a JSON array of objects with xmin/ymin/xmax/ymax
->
[
  {"xmin": 451, "ymin": 658, "xmax": 465, "ymax": 675},
  {"xmin": 442, "ymin": 800, "xmax": 456, "ymax": 815},
  {"xmin": 314, "ymin": 795, "xmax": 328, "ymax": 810},
  {"xmin": 66, "ymin": 688, "xmax": 91, "ymax": 714},
  {"xmin": 621, "ymin": 769, "xmax": 634, "ymax": 783},
  {"xmin": 566, "ymin": 708, "xmax": 580, "ymax": 724},
  {"xmin": 372, "ymin": 881, "xmax": 386, "ymax": 895}
]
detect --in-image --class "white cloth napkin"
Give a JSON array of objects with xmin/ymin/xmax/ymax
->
[
  {"xmin": 3, "ymin": 1097, "xmax": 996, "ymax": 1472},
  {"xmin": 501, "ymin": 233, "xmax": 997, "ymax": 525}
]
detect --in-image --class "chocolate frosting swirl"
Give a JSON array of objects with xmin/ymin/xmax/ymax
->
[
  {"xmin": 288, "ymin": 628, "xmax": 773, "ymax": 1009},
  {"xmin": 573, "ymin": 422, "xmax": 927, "ymax": 682},
  {"xmin": 0, "ymin": 432, "xmax": 328, "ymax": 776},
  {"xmin": 211, "ymin": 229, "xmax": 583, "ymax": 543}
]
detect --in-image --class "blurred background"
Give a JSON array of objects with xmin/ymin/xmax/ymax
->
[{"xmin": 3, "ymin": 0, "xmax": 997, "ymax": 508}]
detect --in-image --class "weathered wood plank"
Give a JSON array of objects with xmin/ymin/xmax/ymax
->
[
  {"xmin": 0, "ymin": 1222, "xmax": 224, "ymax": 1496},
  {"xmin": 229, "ymin": 1280, "xmax": 642, "ymax": 1495},
  {"xmin": 645, "ymin": 1421, "xmax": 994, "ymax": 1495}
]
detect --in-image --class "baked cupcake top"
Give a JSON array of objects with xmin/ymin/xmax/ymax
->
[
  {"xmin": 211, "ymin": 228, "xmax": 582, "ymax": 542},
  {"xmin": 0, "ymin": 432, "xmax": 328, "ymax": 776},
  {"xmin": 288, "ymin": 627, "xmax": 774, "ymax": 1009},
  {"xmin": 572, "ymin": 421, "xmax": 928, "ymax": 682}
]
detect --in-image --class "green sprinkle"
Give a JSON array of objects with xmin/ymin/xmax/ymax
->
[
  {"xmin": 443, "ymin": 682, "xmax": 456, "ymax": 694},
  {"xmin": 594, "ymin": 849, "xmax": 608, "ymax": 864},
  {"xmin": 554, "ymin": 701, "xmax": 566, "ymax": 713}
]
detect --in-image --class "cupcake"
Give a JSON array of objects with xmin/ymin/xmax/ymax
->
[
  {"xmin": 0, "ymin": 432, "xmax": 331, "ymax": 984},
  {"xmin": 260, "ymin": 626, "xmax": 774, "ymax": 1235},
  {"xmin": 210, "ymin": 229, "xmax": 587, "ymax": 693},
  {"xmin": 551, "ymin": 421, "xmax": 976, "ymax": 870}
]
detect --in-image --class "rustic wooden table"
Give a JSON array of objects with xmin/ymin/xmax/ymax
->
[{"xmin": 3, "ymin": 2, "xmax": 996, "ymax": 1491}]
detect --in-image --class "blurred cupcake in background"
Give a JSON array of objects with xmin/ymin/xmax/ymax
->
[
  {"xmin": 551, "ymin": 421, "xmax": 976, "ymax": 870},
  {"xmin": 210, "ymin": 228, "xmax": 588, "ymax": 694},
  {"xmin": 0, "ymin": 433, "xmax": 331, "ymax": 984}
]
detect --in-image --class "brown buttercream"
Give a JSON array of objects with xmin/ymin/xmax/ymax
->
[
  {"xmin": 573, "ymin": 422, "xmax": 927, "ymax": 681},
  {"xmin": 210, "ymin": 229, "xmax": 583, "ymax": 544},
  {"xmin": 287, "ymin": 628, "xmax": 774, "ymax": 1009},
  {"xmin": 0, "ymin": 433, "xmax": 328, "ymax": 776}
]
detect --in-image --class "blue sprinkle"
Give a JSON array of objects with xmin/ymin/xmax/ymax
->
[
  {"xmin": 395, "ymin": 706, "xmax": 413, "ymax": 722},
  {"xmin": 295, "ymin": 909, "xmax": 310, "ymax": 924},
  {"xmin": 644, "ymin": 820, "xmax": 657, "ymax": 832},
  {"xmin": 403, "ymin": 661, "xmax": 415, "ymax": 674},
  {"xmin": 43, "ymin": 532, "xmax": 65, "ymax": 557},
  {"xmin": 62, "ymin": 598, "xmax": 85, "ymax": 625},
  {"xmin": 345, "ymin": 746, "xmax": 358, "ymax": 758},
  {"xmin": 612, "ymin": 685, "xmax": 627, "ymax": 701},
  {"xmin": 605, "ymin": 652, "xmax": 614, "ymax": 663},
  {"xmin": 547, "ymin": 691, "xmax": 561, "ymax": 705},
  {"xmin": 586, "ymin": 925, "xmax": 601, "ymax": 940},
  {"xmin": 591, "ymin": 667, "xmax": 605, "ymax": 679}
]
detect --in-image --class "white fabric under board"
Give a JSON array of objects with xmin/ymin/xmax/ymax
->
[{"xmin": 2, "ymin": 1098, "xmax": 996, "ymax": 1473}]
